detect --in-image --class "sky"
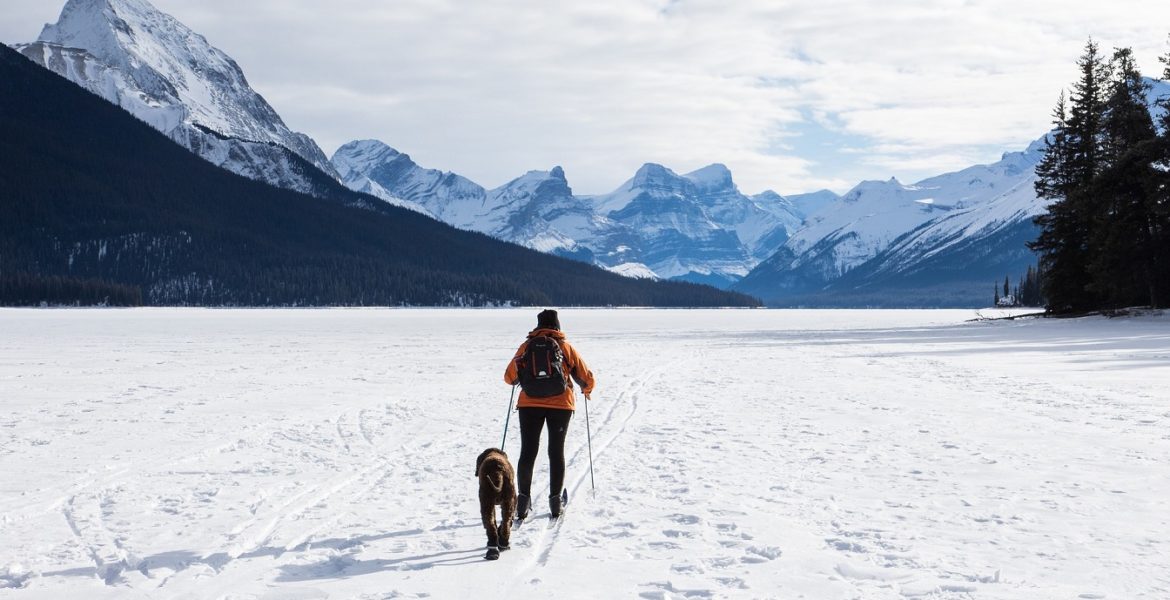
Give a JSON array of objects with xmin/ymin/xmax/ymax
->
[{"xmin": 4, "ymin": 0, "xmax": 1170, "ymax": 196}]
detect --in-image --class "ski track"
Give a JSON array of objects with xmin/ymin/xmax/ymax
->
[
  {"xmin": 1, "ymin": 308, "xmax": 1168, "ymax": 599},
  {"xmin": 503, "ymin": 350, "xmax": 688, "ymax": 591},
  {"xmin": 542, "ymin": 351, "xmax": 696, "ymax": 564}
]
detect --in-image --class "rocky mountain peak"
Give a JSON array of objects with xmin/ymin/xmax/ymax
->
[
  {"xmin": 332, "ymin": 140, "xmax": 405, "ymax": 180},
  {"xmin": 629, "ymin": 163, "xmax": 694, "ymax": 196},
  {"xmin": 685, "ymin": 163, "xmax": 735, "ymax": 194},
  {"xmin": 27, "ymin": 0, "xmax": 340, "ymax": 188}
]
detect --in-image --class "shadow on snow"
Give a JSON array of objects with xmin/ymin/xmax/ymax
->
[{"xmin": 38, "ymin": 524, "xmax": 483, "ymax": 584}]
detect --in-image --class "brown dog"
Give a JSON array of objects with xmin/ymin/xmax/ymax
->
[{"xmin": 475, "ymin": 447, "xmax": 516, "ymax": 560}]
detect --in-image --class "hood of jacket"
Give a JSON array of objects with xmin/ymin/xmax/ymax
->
[{"xmin": 527, "ymin": 328, "xmax": 566, "ymax": 340}]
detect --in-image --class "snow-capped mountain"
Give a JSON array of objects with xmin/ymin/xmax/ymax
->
[
  {"xmin": 332, "ymin": 144, "xmax": 807, "ymax": 286},
  {"xmin": 782, "ymin": 189, "xmax": 841, "ymax": 219},
  {"xmin": 482, "ymin": 167, "xmax": 629, "ymax": 263},
  {"xmin": 735, "ymin": 138, "xmax": 1049, "ymax": 304},
  {"xmin": 332, "ymin": 140, "xmax": 487, "ymax": 223},
  {"xmin": 847, "ymin": 142, "xmax": 1047, "ymax": 279},
  {"xmin": 737, "ymin": 78, "xmax": 1170, "ymax": 306},
  {"xmin": 584, "ymin": 163, "xmax": 803, "ymax": 285},
  {"xmin": 332, "ymin": 140, "xmax": 629, "ymax": 263},
  {"xmin": 17, "ymin": 0, "xmax": 339, "ymax": 195}
]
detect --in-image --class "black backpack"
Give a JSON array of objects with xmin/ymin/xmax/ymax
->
[{"xmin": 516, "ymin": 336, "xmax": 568, "ymax": 398}]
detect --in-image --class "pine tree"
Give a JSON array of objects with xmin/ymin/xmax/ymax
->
[
  {"xmin": 1148, "ymin": 42, "xmax": 1170, "ymax": 308},
  {"xmin": 1033, "ymin": 92, "xmax": 1071, "ymax": 203},
  {"xmin": 1018, "ymin": 264, "xmax": 1045, "ymax": 307},
  {"xmin": 1029, "ymin": 39, "xmax": 1110, "ymax": 313},
  {"xmin": 1029, "ymin": 93, "xmax": 1083, "ymax": 312},
  {"xmin": 1089, "ymin": 47, "xmax": 1159, "ymax": 307}
]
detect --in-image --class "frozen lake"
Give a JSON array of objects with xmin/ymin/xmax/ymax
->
[{"xmin": 1, "ymin": 308, "xmax": 1168, "ymax": 599}]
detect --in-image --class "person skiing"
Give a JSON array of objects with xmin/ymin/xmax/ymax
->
[{"xmin": 504, "ymin": 309, "xmax": 594, "ymax": 519}]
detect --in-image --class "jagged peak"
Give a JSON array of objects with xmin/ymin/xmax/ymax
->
[
  {"xmin": 331, "ymin": 140, "xmax": 407, "ymax": 179},
  {"xmin": 992, "ymin": 135, "xmax": 1048, "ymax": 165},
  {"xmin": 341, "ymin": 138, "xmax": 393, "ymax": 150},
  {"xmin": 629, "ymin": 163, "xmax": 686, "ymax": 189},
  {"xmin": 633, "ymin": 162, "xmax": 673, "ymax": 177},
  {"xmin": 57, "ymin": 0, "xmax": 174, "ymax": 23},
  {"xmin": 35, "ymin": 0, "xmax": 246, "ymax": 118},
  {"xmin": 499, "ymin": 167, "xmax": 572, "ymax": 189},
  {"xmin": 1022, "ymin": 135, "xmax": 1048, "ymax": 157},
  {"xmin": 686, "ymin": 163, "xmax": 730, "ymax": 176},
  {"xmin": 752, "ymin": 190, "xmax": 786, "ymax": 202},
  {"xmin": 334, "ymin": 139, "xmax": 402, "ymax": 159},
  {"xmin": 842, "ymin": 177, "xmax": 907, "ymax": 201},
  {"xmin": 28, "ymin": 0, "xmax": 339, "ymax": 183},
  {"xmin": 51, "ymin": 0, "xmax": 111, "ymax": 21},
  {"xmin": 42, "ymin": 0, "xmax": 176, "ymax": 51},
  {"xmin": 684, "ymin": 163, "xmax": 736, "ymax": 194},
  {"xmin": 488, "ymin": 167, "xmax": 574, "ymax": 207},
  {"xmin": 40, "ymin": 0, "xmax": 113, "ymax": 55},
  {"xmin": 857, "ymin": 177, "xmax": 902, "ymax": 188},
  {"xmin": 685, "ymin": 163, "xmax": 731, "ymax": 180},
  {"xmin": 62, "ymin": 0, "xmax": 147, "ymax": 10}
]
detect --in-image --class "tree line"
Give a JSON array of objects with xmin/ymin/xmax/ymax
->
[
  {"xmin": 994, "ymin": 264, "xmax": 1044, "ymax": 307},
  {"xmin": 0, "ymin": 273, "xmax": 142, "ymax": 306},
  {"xmin": 1029, "ymin": 39, "xmax": 1170, "ymax": 313}
]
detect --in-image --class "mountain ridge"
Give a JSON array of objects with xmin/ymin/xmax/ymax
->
[
  {"xmin": 21, "ymin": 0, "xmax": 1144, "ymax": 307},
  {"xmin": 333, "ymin": 143, "xmax": 809, "ymax": 285},
  {"xmin": 18, "ymin": 0, "xmax": 341, "ymax": 195},
  {"xmin": 733, "ymin": 139, "xmax": 1050, "ymax": 305},
  {"xmin": 0, "ymin": 43, "xmax": 759, "ymax": 308}
]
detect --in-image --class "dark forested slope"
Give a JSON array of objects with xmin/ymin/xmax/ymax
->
[{"xmin": 0, "ymin": 46, "xmax": 758, "ymax": 307}]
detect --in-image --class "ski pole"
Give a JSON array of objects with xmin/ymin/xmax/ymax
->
[
  {"xmin": 501, "ymin": 383, "xmax": 518, "ymax": 450},
  {"xmin": 584, "ymin": 394, "xmax": 595, "ymax": 491}
]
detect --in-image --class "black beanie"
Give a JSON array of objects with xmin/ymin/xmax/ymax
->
[{"xmin": 537, "ymin": 309, "xmax": 561, "ymax": 331}]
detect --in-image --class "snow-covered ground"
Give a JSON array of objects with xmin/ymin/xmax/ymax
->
[{"xmin": 1, "ymin": 308, "xmax": 1168, "ymax": 599}]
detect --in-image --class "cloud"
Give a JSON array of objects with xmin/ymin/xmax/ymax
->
[{"xmin": 6, "ymin": 0, "xmax": 1170, "ymax": 195}]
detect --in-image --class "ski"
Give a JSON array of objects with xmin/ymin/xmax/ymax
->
[{"xmin": 514, "ymin": 489, "xmax": 570, "ymax": 529}]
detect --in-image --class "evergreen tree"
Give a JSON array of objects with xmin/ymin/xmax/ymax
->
[
  {"xmin": 1030, "ymin": 40, "xmax": 1110, "ymax": 313},
  {"xmin": 1148, "ymin": 43, "xmax": 1170, "ymax": 307},
  {"xmin": 1033, "ymin": 92, "xmax": 1072, "ymax": 203},
  {"xmin": 1089, "ymin": 47, "xmax": 1159, "ymax": 307},
  {"xmin": 1020, "ymin": 264, "xmax": 1046, "ymax": 307}
]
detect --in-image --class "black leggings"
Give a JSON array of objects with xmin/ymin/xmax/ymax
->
[{"xmin": 517, "ymin": 407, "xmax": 573, "ymax": 498}]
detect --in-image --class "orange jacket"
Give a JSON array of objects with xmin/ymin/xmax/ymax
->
[{"xmin": 504, "ymin": 328, "xmax": 594, "ymax": 411}]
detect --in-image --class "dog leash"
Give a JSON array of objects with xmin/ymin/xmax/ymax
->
[{"xmin": 501, "ymin": 383, "xmax": 518, "ymax": 450}]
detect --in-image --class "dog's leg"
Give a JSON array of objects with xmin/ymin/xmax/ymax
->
[
  {"xmin": 481, "ymin": 492, "xmax": 500, "ymax": 547},
  {"xmin": 499, "ymin": 485, "xmax": 515, "ymax": 550},
  {"xmin": 481, "ymin": 490, "xmax": 501, "ymax": 560}
]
